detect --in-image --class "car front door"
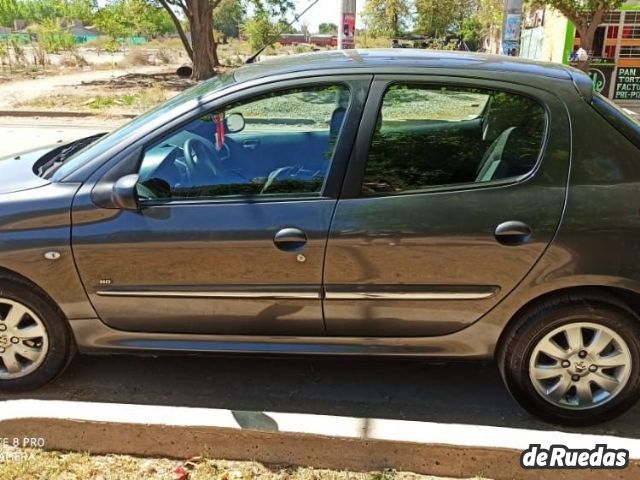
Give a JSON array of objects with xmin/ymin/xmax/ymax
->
[
  {"xmin": 323, "ymin": 76, "xmax": 571, "ymax": 336},
  {"xmin": 71, "ymin": 77, "xmax": 370, "ymax": 335}
]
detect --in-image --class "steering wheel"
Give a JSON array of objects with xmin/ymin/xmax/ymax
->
[{"xmin": 183, "ymin": 137, "xmax": 220, "ymax": 179}]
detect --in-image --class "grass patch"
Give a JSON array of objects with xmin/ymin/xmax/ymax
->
[
  {"xmin": 0, "ymin": 447, "xmax": 488, "ymax": 480},
  {"xmin": 19, "ymin": 86, "xmax": 169, "ymax": 114}
]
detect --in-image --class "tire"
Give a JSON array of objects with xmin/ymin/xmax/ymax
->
[
  {"xmin": 0, "ymin": 276, "xmax": 75, "ymax": 391},
  {"xmin": 498, "ymin": 292, "xmax": 640, "ymax": 426}
]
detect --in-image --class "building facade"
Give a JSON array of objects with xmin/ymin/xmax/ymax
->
[{"xmin": 520, "ymin": 1, "xmax": 640, "ymax": 104}]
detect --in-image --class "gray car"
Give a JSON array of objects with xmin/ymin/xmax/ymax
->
[{"xmin": 1, "ymin": 50, "xmax": 640, "ymax": 426}]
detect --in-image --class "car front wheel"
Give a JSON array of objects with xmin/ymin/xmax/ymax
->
[
  {"xmin": 499, "ymin": 293, "xmax": 640, "ymax": 426},
  {"xmin": 0, "ymin": 278, "xmax": 74, "ymax": 391}
]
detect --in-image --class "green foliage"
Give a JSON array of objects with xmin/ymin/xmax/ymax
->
[
  {"xmin": 126, "ymin": 0, "xmax": 176, "ymax": 36},
  {"xmin": 0, "ymin": 0, "xmax": 174, "ymax": 38},
  {"xmin": 461, "ymin": 15, "xmax": 482, "ymax": 48},
  {"xmin": 242, "ymin": 11, "xmax": 276, "ymax": 50},
  {"xmin": 0, "ymin": 0, "xmax": 18, "ymax": 27},
  {"xmin": 0, "ymin": 0, "xmax": 96, "ymax": 27},
  {"xmin": 361, "ymin": 0, "xmax": 410, "ymax": 37},
  {"xmin": 318, "ymin": 22, "xmax": 337, "ymax": 35},
  {"xmin": 214, "ymin": 0, "xmax": 244, "ymax": 39},
  {"xmin": 545, "ymin": 0, "xmax": 623, "ymax": 20},
  {"xmin": 416, "ymin": 0, "xmax": 457, "ymax": 37},
  {"xmin": 477, "ymin": 0, "xmax": 503, "ymax": 28},
  {"xmin": 37, "ymin": 18, "xmax": 74, "ymax": 53},
  {"xmin": 95, "ymin": 0, "xmax": 174, "ymax": 43},
  {"xmin": 95, "ymin": 1, "xmax": 130, "ymax": 41},
  {"xmin": 414, "ymin": 0, "xmax": 481, "ymax": 38},
  {"xmin": 9, "ymin": 35, "xmax": 24, "ymax": 63}
]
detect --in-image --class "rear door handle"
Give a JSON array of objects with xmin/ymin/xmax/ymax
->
[
  {"xmin": 274, "ymin": 227, "xmax": 307, "ymax": 252},
  {"xmin": 494, "ymin": 221, "xmax": 532, "ymax": 246}
]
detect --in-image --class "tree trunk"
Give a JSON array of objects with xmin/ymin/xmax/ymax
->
[
  {"xmin": 568, "ymin": 9, "xmax": 605, "ymax": 74},
  {"xmin": 158, "ymin": 0, "xmax": 193, "ymax": 61},
  {"xmin": 159, "ymin": 0, "xmax": 221, "ymax": 81},
  {"xmin": 190, "ymin": 0, "xmax": 217, "ymax": 80},
  {"xmin": 212, "ymin": 40, "xmax": 219, "ymax": 66}
]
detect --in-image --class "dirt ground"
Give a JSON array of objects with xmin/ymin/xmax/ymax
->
[
  {"xmin": 0, "ymin": 446, "xmax": 484, "ymax": 480},
  {"xmin": 0, "ymin": 66, "xmax": 194, "ymax": 115}
]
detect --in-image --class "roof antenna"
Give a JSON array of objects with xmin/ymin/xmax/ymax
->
[{"xmin": 245, "ymin": 0, "xmax": 321, "ymax": 64}]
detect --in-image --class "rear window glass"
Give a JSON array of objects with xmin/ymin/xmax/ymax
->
[
  {"xmin": 361, "ymin": 84, "xmax": 546, "ymax": 195},
  {"xmin": 592, "ymin": 94, "xmax": 640, "ymax": 150}
]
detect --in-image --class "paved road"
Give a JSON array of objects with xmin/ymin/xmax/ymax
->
[
  {"xmin": 0, "ymin": 121, "xmax": 115, "ymax": 157},
  {"xmin": 1, "ymin": 353, "xmax": 638, "ymax": 439}
]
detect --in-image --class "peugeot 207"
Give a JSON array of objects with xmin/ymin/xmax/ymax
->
[{"xmin": 1, "ymin": 50, "xmax": 640, "ymax": 426}]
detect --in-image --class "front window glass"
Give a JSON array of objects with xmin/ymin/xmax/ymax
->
[
  {"xmin": 137, "ymin": 84, "xmax": 350, "ymax": 201},
  {"xmin": 361, "ymin": 84, "xmax": 546, "ymax": 195},
  {"xmin": 49, "ymin": 73, "xmax": 236, "ymax": 181}
]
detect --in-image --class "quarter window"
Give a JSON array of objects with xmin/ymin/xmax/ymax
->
[
  {"xmin": 361, "ymin": 84, "xmax": 546, "ymax": 196},
  {"xmin": 137, "ymin": 84, "xmax": 350, "ymax": 201}
]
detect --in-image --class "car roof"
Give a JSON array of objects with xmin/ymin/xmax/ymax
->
[{"xmin": 233, "ymin": 49, "xmax": 582, "ymax": 84}]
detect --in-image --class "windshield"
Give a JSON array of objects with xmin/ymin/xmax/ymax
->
[{"xmin": 49, "ymin": 72, "xmax": 236, "ymax": 181}]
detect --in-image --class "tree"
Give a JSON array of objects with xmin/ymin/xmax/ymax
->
[
  {"xmin": 545, "ymin": 0, "xmax": 623, "ymax": 71},
  {"xmin": 157, "ymin": 0, "xmax": 222, "ymax": 80},
  {"xmin": 0, "ymin": 0, "xmax": 18, "ymax": 27},
  {"xmin": 126, "ymin": 0, "xmax": 176, "ymax": 37},
  {"xmin": 361, "ymin": 0, "xmax": 409, "ymax": 37},
  {"xmin": 213, "ymin": 0, "xmax": 244, "ymax": 39},
  {"xmin": 461, "ymin": 15, "xmax": 482, "ymax": 50},
  {"xmin": 95, "ymin": 0, "xmax": 133, "ymax": 43},
  {"xmin": 318, "ymin": 22, "xmax": 337, "ymax": 35},
  {"xmin": 157, "ymin": 0, "xmax": 292, "ymax": 80},
  {"xmin": 243, "ymin": 11, "xmax": 275, "ymax": 50},
  {"xmin": 1, "ymin": 0, "xmax": 96, "ymax": 27},
  {"xmin": 416, "ymin": 0, "xmax": 460, "ymax": 37},
  {"xmin": 477, "ymin": 0, "xmax": 502, "ymax": 53}
]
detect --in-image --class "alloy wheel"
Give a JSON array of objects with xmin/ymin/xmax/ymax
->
[
  {"xmin": 0, "ymin": 298, "xmax": 49, "ymax": 380},
  {"xmin": 528, "ymin": 321, "xmax": 632, "ymax": 410}
]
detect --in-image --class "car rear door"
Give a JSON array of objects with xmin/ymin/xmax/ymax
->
[
  {"xmin": 323, "ymin": 75, "xmax": 571, "ymax": 336},
  {"xmin": 71, "ymin": 76, "xmax": 371, "ymax": 335}
]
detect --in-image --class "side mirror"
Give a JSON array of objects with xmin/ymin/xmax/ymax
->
[
  {"xmin": 111, "ymin": 174, "xmax": 140, "ymax": 210},
  {"xmin": 225, "ymin": 112, "xmax": 245, "ymax": 133}
]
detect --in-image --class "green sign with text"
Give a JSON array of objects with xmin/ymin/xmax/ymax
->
[{"xmin": 614, "ymin": 67, "xmax": 640, "ymax": 100}]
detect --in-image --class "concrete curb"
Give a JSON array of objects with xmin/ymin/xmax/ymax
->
[
  {"xmin": 0, "ymin": 110, "xmax": 136, "ymax": 119},
  {"xmin": 1, "ymin": 400, "xmax": 639, "ymax": 480}
]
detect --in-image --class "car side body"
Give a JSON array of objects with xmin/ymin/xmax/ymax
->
[{"xmin": 2, "ymin": 50, "xmax": 640, "ymax": 424}]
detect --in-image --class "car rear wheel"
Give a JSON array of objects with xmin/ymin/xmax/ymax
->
[
  {"xmin": 0, "ymin": 278, "xmax": 74, "ymax": 391},
  {"xmin": 499, "ymin": 293, "xmax": 640, "ymax": 426}
]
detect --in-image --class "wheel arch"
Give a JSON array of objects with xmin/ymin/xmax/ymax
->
[
  {"xmin": 495, "ymin": 283, "xmax": 640, "ymax": 362},
  {"xmin": 0, "ymin": 266, "xmax": 68, "ymax": 321}
]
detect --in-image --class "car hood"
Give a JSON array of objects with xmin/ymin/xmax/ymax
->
[{"xmin": 0, "ymin": 146, "xmax": 54, "ymax": 195}]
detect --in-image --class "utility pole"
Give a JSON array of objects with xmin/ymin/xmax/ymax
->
[
  {"xmin": 501, "ymin": 0, "xmax": 522, "ymax": 55},
  {"xmin": 338, "ymin": 0, "xmax": 356, "ymax": 49}
]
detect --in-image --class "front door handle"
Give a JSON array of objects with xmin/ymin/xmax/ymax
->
[
  {"xmin": 242, "ymin": 140, "xmax": 259, "ymax": 150},
  {"xmin": 274, "ymin": 227, "xmax": 307, "ymax": 252},
  {"xmin": 494, "ymin": 221, "xmax": 532, "ymax": 246}
]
